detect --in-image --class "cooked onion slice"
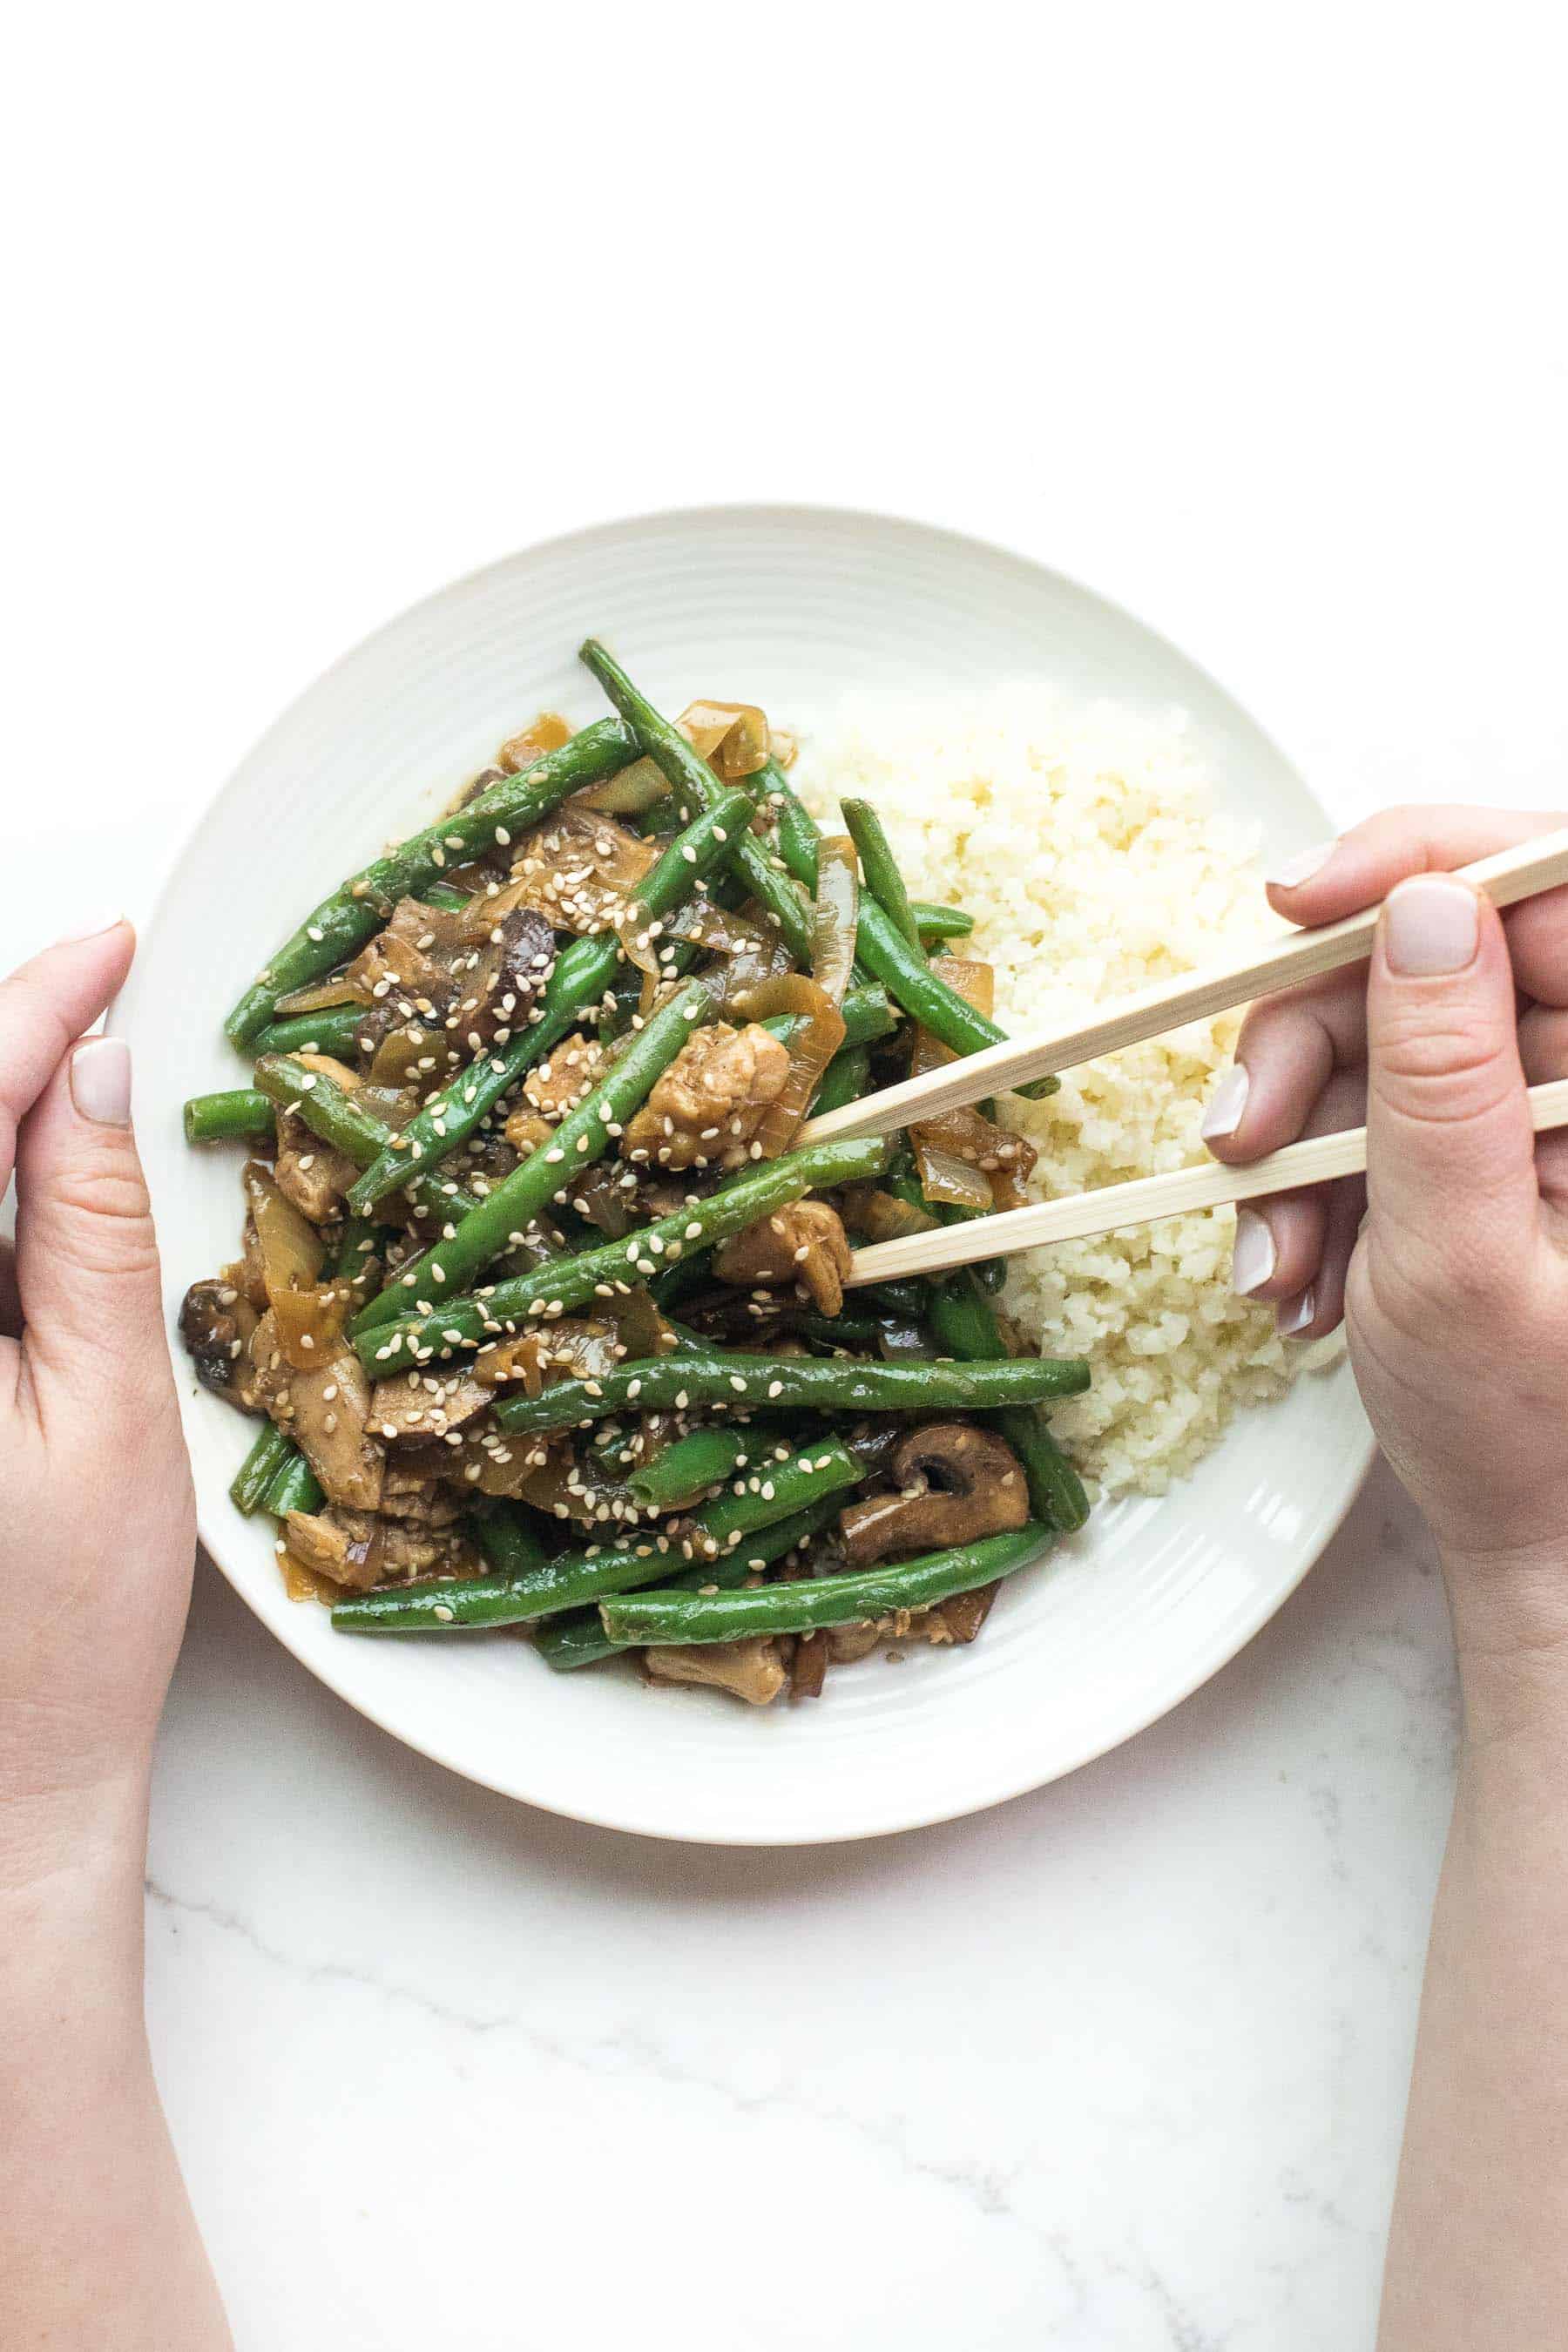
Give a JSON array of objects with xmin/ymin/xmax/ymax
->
[
  {"xmin": 810, "ymin": 835, "xmax": 859, "ymax": 1008},
  {"xmin": 678, "ymin": 699, "xmax": 772, "ymax": 781}
]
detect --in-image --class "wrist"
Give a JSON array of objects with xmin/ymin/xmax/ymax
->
[
  {"xmin": 1442, "ymin": 1538, "xmax": 1568, "ymax": 1758},
  {"xmin": 0, "ymin": 1760, "xmax": 150, "ymax": 1920}
]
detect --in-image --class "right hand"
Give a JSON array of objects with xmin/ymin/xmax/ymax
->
[{"xmin": 1202, "ymin": 808, "xmax": 1568, "ymax": 1623}]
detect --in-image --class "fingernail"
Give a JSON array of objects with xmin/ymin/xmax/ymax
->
[
  {"xmin": 1382, "ymin": 875, "xmax": 1480, "ymax": 977},
  {"xmin": 55, "ymin": 912, "xmax": 127, "ymax": 944},
  {"xmin": 1267, "ymin": 839, "xmax": 1337, "ymax": 889},
  {"xmin": 1201, "ymin": 1064, "xmax": 1250, "ymax": 1141},
  {"xmin": 1276, "ymin": 1288, "xmax": 1315, "ymax": 1338},
  {"xmin": 1232, "ymin": 1208, "xmax": 1276, "ymax": 1295},
  {"xmin": 70, "ymin": 1037, "xmax": 132, "ymax": 1125}
]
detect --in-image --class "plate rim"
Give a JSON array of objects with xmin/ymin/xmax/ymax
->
[{"xmin": 112, "ymin": 498, "xmax": 1376, "ymax": 1844}]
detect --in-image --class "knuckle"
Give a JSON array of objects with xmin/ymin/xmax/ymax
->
[
  {"xmin": 1371, "ymin": 1003, "xmax": 1505, "ymax": 1100},
  {"xmin": 45, "ymin": 1167, "xmax": 161, "ymax": 1281}
]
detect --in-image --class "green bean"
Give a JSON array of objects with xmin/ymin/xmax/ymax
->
[
  {"xmin": 251, "ymin": 1004, "xmax": 368, "ymax": 1061},
  {"xmin": 762, "ymin": 771, "xmax": 1046, "ymax": 1090},
  {"xmin": 184, "ymin": 1089, "xmax": 276, "ymax": 1146},
  {"xmin": 681, "ymin": 1436, "xmax": 863, "ymax": 1559},
  {"xmin": 855, "ymin": 896, "xmax": 1051, "ymax": 1095},
  {"xmin": 911, "ymin": 902, "xmax": 974, "ymax": 943},
  {"xmin": 627, "ymin": 1423, "xmax": 794, "ymax": 1514},
  {"xmin": 251, "ymin": 1057, "xmax": 480, "ymax": 1229},
  {"xmin": 224, "ymin": 718, "xmax": 639, "ymax": 1047},
  {"xmin": 353, "ymin": 979, "xmax": 721, "ymax": 1335},
  {"xmin": 766, "ymin": 766, "xmax": 821, "ymax": 891},
  {"xmin": 330, "ymin": 1213, "xmax": 381, "ymax": 1282},
  {"xmin": 345, "ymin": 788, "xmax": 754, "ymax": 1216},
  {"xmin": 602, "ymin": 1525, "xmax": 1050, "ymax": 1646},
  {"xmin": 811, "ymin": 1044, "xmax": 869, "ymax": 1118},
  {"xmin": 535, "ymin": 1498, "xmax": 842, "ymax": 1673},
  {"xmin": 421, "ymin": 882, "xmax": 472, "ymax": 912},
  {"xmin": 579, "ymin": 641, "xmax": 815, "ymax": 963},
  {"xmin": 353, "ymin": 1134, "xmax": 889, "ymax": 1369},
  {"xmin": 841, "ymin": 799, "xmax": 923, "ymax": 954},
  {"xmin": 493, "ymin": 1348, "xmax": 1090, "ymax": 1438},
  {"xmin": 330, "ymin": 1531, "xmax": 688, "ymax": 1634},
  {"xmin": 924, "ymin": 1274, "xmax": 1090, "ymax": 1534},
  {"xmin": 230, "ymin": 1422, "xmax": 293, "ymax": 1515},
  {"xmin": 473, "ymin": 1505, "xmax": 552, "ymax": 1579},
  {"xmin": 264, "ymin": 1447, "xmax": 326, "ymax": 1518},
  {"xmin": 835, "ymin": 983, "xmax": 899, "ymax": 1049}
]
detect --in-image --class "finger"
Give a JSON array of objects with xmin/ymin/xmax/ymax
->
[
  {"xmin": 1517, "ymin": 1004, "xmax": 1568, "ymax": 1210},
  {"xmin": 1276, "ymin": 1173, "xmax": 1367, "ymax": 1342},
  {"xmin": 1363, "ymin": 876, "xmax": 1537, "ymax": 1270},
  {"xmin": 0, "ymin": 921, "xmax": 134, "ymax": 1200},
  {"xmin": 1228, "ymin": 1070, "xmax": 1366, "ymax": 1303},
  {"xmin": 1265, "ymin": 805, "xmax": 1565, "ymax": 929},
  {"xmin": 1203, "ymin": 972, "xmax": 1367, "ymax": 1164},
  {"xmin": 15, "ymin": 1033, "xmax": 171, "ymax": 1411}
]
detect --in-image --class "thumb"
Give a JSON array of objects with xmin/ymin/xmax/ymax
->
[
  {"xmin": 16, "ymin": 1030, "xmax": 171, "ymax": 1403},
  {"xmin": 1365, "ymin": 873, "xmax": 1538, "ymax": 1256}
]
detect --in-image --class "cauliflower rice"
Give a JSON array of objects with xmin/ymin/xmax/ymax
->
[{"xmin": 794, "ymin": 684, "xmax": 1303, "ymax": 1497}]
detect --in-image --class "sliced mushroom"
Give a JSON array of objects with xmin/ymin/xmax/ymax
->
[
  {"xmin": 837, "ymin": 1424, "xmax": 1030, "ymax": 1567},
  {"xmin": 179, "ymin": 1279, "xmax": 262, "ymax": 1410},
  {"xmin": 370, "ymin": 1366, "xmax": 493, "ymax": 1445},
  {"xmin": 283, "ymin": 1505, "xmax": 477, "ymax": 1591},
  {"xmin": 643, "ymin": 1638, "xmax": 787, "ymax": 1707},
  {"xmin": 789, "ymin": 1630, "xmax": 829, "ymax": 1700},
  {"xmin": 250, "ymin": 1313, "xmax": 384, "ymax": 1511},
  {"xmin": 713, "ymin": 1200, "xmax": 854, "ymax": 1316}
]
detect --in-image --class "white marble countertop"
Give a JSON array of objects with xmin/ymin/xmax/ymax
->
[{"xmin": 10, "ymin": 19, "xmax": 1566, "ymax": 2343}]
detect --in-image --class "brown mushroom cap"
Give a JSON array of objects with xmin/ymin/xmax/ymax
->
[{"xmin": 837, "ymin": 1423, "xmax": 1030, "ymax": 1567}]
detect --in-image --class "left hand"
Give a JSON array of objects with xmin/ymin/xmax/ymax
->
[{"xmin": 0, "ymin": 921, "xmax": 194, "ymax": 1885}]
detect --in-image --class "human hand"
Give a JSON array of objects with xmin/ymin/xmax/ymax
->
[
  {"xmin": 0, "ymin": 922, "xmax": 194, "ymax": 1885},
  {"xmin": 1202, "ymin": 808, "xmax": 1568, "ymax": 1623}
]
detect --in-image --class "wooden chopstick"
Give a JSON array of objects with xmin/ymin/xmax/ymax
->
[
  {"xmin": 845, "ymin": 1075, "xmax": 1568, "ymax": 1286},
  {"xmin": 801, "ymin": 826, "xmax": 1568, "ymax": 1148}
]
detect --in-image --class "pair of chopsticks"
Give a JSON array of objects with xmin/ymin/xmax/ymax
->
[{"xmin": 822, "ymin": 827, "xmax": 1568, "ymax": 1288}]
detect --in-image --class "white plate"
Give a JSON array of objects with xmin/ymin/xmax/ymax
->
[{"xmin": 115, "ymin": 505, "xmax": 1372, "ymax": 1845}]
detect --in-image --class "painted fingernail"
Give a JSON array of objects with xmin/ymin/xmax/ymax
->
[
  {"xmin": 70, "ymin": 1037, "xmax": 132, "ymax": 1125},
  {"xmin": 1201, "ymin": 1064, "xmax": 1250, "ymax": 1141},
  {"xmin": 1267, "ymin": 840, "xmax": 1337, "ymax": 889},
  {"xmin": 1382, "ymin": 875, "xmax": 1479, "ymax": 977},
  {"xmin": 1232, "ymin": 1208, "xmax": 1276, "ymax": 1295},
  {"xmin": 54, "ymin": 911, "xmax": 128, "ymax": 945},
  {"xmin": 1276, "ymin": 1287, "xmax": 1316, "ymax": 1338}
]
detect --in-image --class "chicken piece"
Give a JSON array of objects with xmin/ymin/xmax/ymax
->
[
  {"xmin": 620, "ymin": 1022, "xmax": 790, "ymax": 1173},
  {"xmin": 273, "ymin": 1108, "xmax": 359, "ymax": 1223},
  {"xmin": 179, "ymin": 1279, "xmax": 262, "ymax": 1410},
  {"xmin": 643, "ymin": 1638, "xmax": 787, "ymax": 1707},
  {"xmin": 370, "ymin": 1366, "xmax": 493, "ymax": 1444},
  {"xmin": 519, "ymin": 1032, "xmax": 608, "ymax": 1124},
  {"xmin": 282, "ymin": 1506, "xmax": 477, "ymax": 1591},
  {"xmin": 250, "ymin": 1313, "xmax": 384, "ymax": 1511},
  {"xmin": 713, "ymin": 1200, "xmax": 854, "ymax": 1317}
]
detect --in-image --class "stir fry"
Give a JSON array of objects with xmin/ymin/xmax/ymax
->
[{"xmin": 181, "ymin": 645, "xmax": 1092, "ymax": 1705}]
